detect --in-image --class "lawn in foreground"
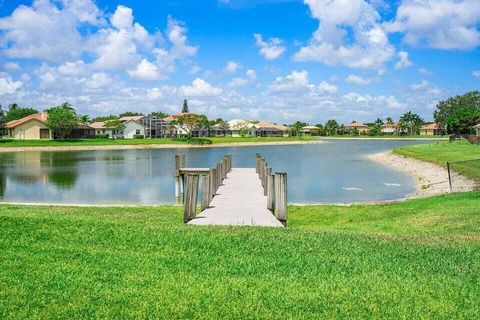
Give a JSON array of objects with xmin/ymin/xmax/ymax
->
[
  {"xmin": 394, "ymin": 140, "xmax": 480, "ymax": 182},
  {"xmin": 0, "ymin": 136, "xmax": 312, "ymax": 148},
  {"xmin": 1, "ymin": 192, "xmax": 479, "ymax": 319}
]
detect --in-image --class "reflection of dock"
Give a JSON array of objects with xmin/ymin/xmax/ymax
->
[{"xmin": 175, "ymin": 154, "xmax": 287, "ymax": 227}]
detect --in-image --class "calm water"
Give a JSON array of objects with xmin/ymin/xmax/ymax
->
[{"xmin": 0, "ymin": 140, "xmax": 432, "ymax": 204}]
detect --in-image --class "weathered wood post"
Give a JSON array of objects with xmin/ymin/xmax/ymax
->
[
  {"xmin": 267, "ymin": 173, "xmax": 275, "ymax": 211},
  {"xmin": 175, "ymin": 154, "xmax": 186, "ymax": 198},
  {"xmin": 222, "ymin": 157, "xmax": 227, "ymax": 179},
  {"xmin": 274, "ymin": 172, "xmax": 287, "ymax": 226},
  {"xmin": 201, "ymin": 175, "xmax": 210, "ymax": 210},
  {"xmin": 184, "ymin": 174, "xmax": 199, "ymax": 223},
  {"xmin": 209, "ymin": 168, "xmax": 216, "ymax": 201},
  {"xmin": 216, "ymin": 162, "xmax": 222, "ymax": 187},
  {"xmin": 228, "ymin": 154, "xmax": 232, "ymax": 172},
  {"xmin": 255, "ymin": 153, "xmax": 261, "ymax": 173},
  {"xmin": 264, "ymin": 167, "xmax": 271, "ymax": 196}
]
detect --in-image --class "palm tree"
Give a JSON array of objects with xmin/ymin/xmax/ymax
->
[
  {"xmin": 325, "ymin": 119, "xmax": 339, "ymax": 136},
  {"xmin": 79, "ymin": 115, "xmax": 90, "ymax": 124},
  {"xmin": 385, "ymin": 116, "xmax": 394, "ymax": 124},
  {"xmin": 399, "ymin": 111, "xmax": 424, "ymax": 135}
]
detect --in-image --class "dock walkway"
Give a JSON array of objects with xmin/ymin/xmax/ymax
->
[{"xmin": 188, "ymin": 168, "xmax": 284, "ymax": 227}]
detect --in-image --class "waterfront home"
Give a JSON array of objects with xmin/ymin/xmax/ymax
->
[
  {"xmin": 162, "ymin": 113, "xmax": 210, "ymax": 137},
  {"xmin": 5, "ymin": 112, "xmax": 95, "ymax": 139},
  {"xmin": 344, "ymin": 122, "xmax": 370, "ymax": 134},
  {"xmin": 474, "ymin": 123, "xmax": 480, "ymax": 136},
  {"xmin": 227, "ymin": 119, "xmax": 257, "ymax": 137},
  {"xmin": 254, "ymin": 121, "xmax": 290, "ymax": 137},
  {"xmin": 120, "ymin": 118, "xmax": 146, "ymax": 139},
  {"xmin": 381, "ymin": 122, "xmax": 402, "ymax": 135},
  {"xmin": 209, "ymin": 124, "xmax": 231, "ymax": 137},
  {"xmin": 90, "ymin": 121, "xmax": 121, "ymax": 138},
  {"xmin": 302, "ymin": 125, "xmax": 320, "ymax": 135},
  {"xmin": 420, "ymin": 123, "xmax": 443, "ymax": 136}
]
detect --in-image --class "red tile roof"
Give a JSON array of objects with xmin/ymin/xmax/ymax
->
[
  {"xmin": 421, "ymin": 123, "xmax": 439, "ymax": 130},
  {"xmin": 5, "ymin": 112, "xmax": 48, "ymax": 128}
]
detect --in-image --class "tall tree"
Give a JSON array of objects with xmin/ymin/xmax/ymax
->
[
  {"xmin": 172, "ymin": 113, "xmax": 208, "ymax": 139},
  {"xmin": 79, "ymin": 115, "xmax": 90, "ymax": 124},
  {"xmin": 5, "ymin": 104, "xmax": 38, "ymax": 122},
  {"xmin": 385, "ymin": 116, "xmax": 394, "ymax": 124},
  {"xmin": 0, "ymin": 104, "xmax": 6, "ymax": 137},
  {"xmin": 47, "ymin": 105, "xmax": 78, "ymax": 140},
  {"xmin": 149, "ymin": 111, "xmax": 169, "ymax": 119},
  {"xmin": 181, "ymin": 99, "xmax": 189, "ymax": 113},
  {"xmin": 399, "ymin": 111, "xmax": 424, "ymax": 135},
  {"xmin": 291, "ymin": 121, "xmax": 307, "ymax": 136},
  {"xmin": 119, "ymin": 111, "xmax": 143, "ymax": 118},
  {"xmin": 324, "ymin": 119, "xmax": 339, "ymax": 136},
  {"xmin": 434, "ymin": 91, "xmax": 480, "ymax": 134}
]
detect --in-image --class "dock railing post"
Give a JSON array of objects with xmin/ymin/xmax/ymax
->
[
  {"xmin": 184, "ymin": 174, "xmax": 199, "ymax": 223},
  {"xmin": 274, "ymin": 172, "xmax": 287, "ymax": 226},
  {"xmin": 175, "ymin": 154, "xmax": 186, "ymax": 198},
  {"xmin": 267, "ymin": 173, "xmax": 275, "ymax": 211},
  {"xmin": 255, "ymin": 153, "xmax": 261, "ymax": 173},
  {"xmin": 216, "ymin": 162, "xmax": 222, "ymax": 187},
  {"xmin": 209, "ymin": 168, "xmax": 215, "ymax": 201},
  {"xmin": 264, "ymin": 167, "xmax": 271, "ymax": 196},
  {"xmin": 201, "ymin": 175, "xmax": 210, "ymax": 210}
]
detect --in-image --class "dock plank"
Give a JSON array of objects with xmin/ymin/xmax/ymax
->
[{"xmin": 188, "ymin": 168, "xmax": 284, "ymax": 227}]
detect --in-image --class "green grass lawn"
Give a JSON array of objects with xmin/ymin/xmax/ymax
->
[
  {"xmin": 1, "ymin": 192, "xmax": 480, "ymax": 319},
  {"xmin": 394, "ymin": 141, "xmax": 480, "ymax": 182},
  {"xmin": 0, "ymin": 136, "xmax": 312, "ymax": 148},
  {"xmin": 320, "ymin": 135, "xmax": 447, "ymax": 139}
]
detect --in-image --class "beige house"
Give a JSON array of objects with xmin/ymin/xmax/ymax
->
[
  {"xmin": 302, "ymin": 125, "xmax": 321, "ymax": 135},
  {"xmin": 420, "ymin": 123, "xmax": 443, "ymax": 136},
  {"xmin": 344, "ymin": 122, "xmax": 370, "ymax": 134},
  {"xmin": 6, "ymin": 112, "xmax": 52, "ymax": 139},
  {"xmin": 254, "ymin": 121, "xmax": 290, "ymax": 137},
  {"xmin": 381, "ymin": 122, "xmax": 402, "ymax": 135}
]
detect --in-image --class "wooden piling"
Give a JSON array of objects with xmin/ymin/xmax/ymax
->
[
  {"xmin": 267, "ymin": 173, "xmax": 275, "ymax": 210},
  {"xmin": 264, "ymin": 167, "xmax": 271, "ymax": 196},
  {"xmin": 184, "ymin": 174, "xmax": 199, "ymax": 223},
  {"xmin": 274, "ymin": 172, "xmax": 287, "ymax": 226},
  {"xmin": 209, "ymin": 168, "xmax": 216, "ymax": 200},
  {"xmin": 201, "ymin": 175, "xmax": 210, "ymax": 210},
  {"xmin": 216, "ymin": 162, "xmax": 222, "ymax": 187}
]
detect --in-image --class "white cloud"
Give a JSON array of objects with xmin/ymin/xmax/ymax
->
[
  {"xmin": 128, "ymin": 59, "xmax": 161, "ymax": 81},
  {"xmin": 85, "ymin": 72, "xmax": 112, "ymax": 89},
  {"xmin": 227, "ymin": 69, "xmax": 257, "ymax": 88},
  {"xmin": 294, "ymin": 0, "xmax": 395, "ymax": 69},
  {"xmin": 224, "ymin": 61, "xmax": 241, "ymax": 73},
  {"xmin": 179, "ymin": 78, "xmax": 223, "ymax": 97},
  {"xmin": 269, "ymin": 70, "xmax": 310, "ymax": 92},
  {"xmin": 254, "ymin": 33, "xmax": 286, "ymax": 60},
  {"xmin": 58, "ymin": 60, "xmax": 87, "ymax": 76},
  {"xmin": 473, "ymin": 71, "xmax": 480, "ymax": 79},
  {"xmin": 346, "ymin": 74, "xmax": 372, "ymax": 86},
  {"xmin": 0, "ymin": 0, "xmax": 103, "ymax": 62},
  {"xmin": 318, "ymin": 81, "xmax": 337, "ymax": 94},
  {"xmin": 410, "ymin": 80, "xmax": 430, "ymax": 90},
  {"xmin": 190, "ymin": 65, "xmax": 201, "ymax": 74},
  {"xmin": 386, "ymin": 0, "xmax": 480, "ymax": 49},
  {"xmin": 0, "ymin": 77, "xmax": 22, "ymax": 95},
  {"xmin": 395, "ymin": 51, "xmax": 412, "ymax": 69},
  {"xmin": 418, "ymin": 68, "xmax": 432, "ymax": 76},
  {"xmin": 2, "ymin": 62, "xmax": 20, "ymax": 71}
]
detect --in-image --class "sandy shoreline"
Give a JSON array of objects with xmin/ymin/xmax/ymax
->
[
  {"xmin": 0, "ymin": 140, "xmax": 323, "ymax": 153},
  {"xmin": 368, "ymin": 151, "xmax": 477, "ymax": 199}
]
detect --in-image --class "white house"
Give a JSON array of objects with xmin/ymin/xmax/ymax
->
[
  {"xmin": 474, "ymin": 123, "xmax": 480, "ymax": 136},
  {"xmin": 90, "ymin": 122, "xmax": 119, "ymax": 138},
  {"xmin": 227, "ymin": 119, "xmax": 256, "ymax": 137},
  {"xmin": 122, "ymin": 119, "xmax": 146, "ymax": 138}
]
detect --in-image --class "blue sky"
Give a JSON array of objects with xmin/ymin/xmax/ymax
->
[{"xmin": 0, "ymin": 0, "xmax": 479, "ymax": 124}]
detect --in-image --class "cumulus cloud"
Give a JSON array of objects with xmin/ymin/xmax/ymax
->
[
  {"xmin": 224, "ymin": 61, "xmax": 241, "ymax": 73},
  {"xmin": 179, "ymin": 78, "xmax": 223, "ymax": 97},
  {"xmin": 473, "ymin": 71, "xmax": 480, "ymax": 79},
  {"xmin": 128, "ymin": 59, "xmax": 161, "ymax": 81},
  {"xmin": 254, "ymin": 33, "xmax": 286, "ymax": 60},
  {"xmin": 418, "ymin": 68, "xmax": 432, "ymax": 76},
  {"xmin": 294, "ymin": 0, "xmax": 395, "ymax": 69},
  {"xmin": 346, "ymin": 74, "xmax": 372, "ymax": 86},
  {"xmin": 269, "ymin": 70, "xmax": 310, "ymax": 92},
  {"xmin": 386, "ymin": 0, "xmax": 480, "ymax": 49},
  {"xmin": 395, "ymin": 51, "xmax": 412, "ymax": 69},
  {"xmin": 0, "ymin": 77, "xmax": 22, "ymax": 95},
  {"xmin": 227, "ymin": 69, "xmax": 257, "ymax": 88}
]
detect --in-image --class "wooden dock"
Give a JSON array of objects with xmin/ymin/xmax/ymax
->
[
  {"xmin": 188, "ymin": 168, "xmax": 283, "ymax": 227},
  {"xmin": 176, "ymin": 154, "xmax": 287, "ymax": 228}
]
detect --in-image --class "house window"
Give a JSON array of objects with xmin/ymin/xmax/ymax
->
[
  {"xmin": 39, "ymin": 128, "xmax": 50, "ymax": 139},
  {"xmin": 136, "ymin": 129, "xmax": 141, "ymax": 135}
]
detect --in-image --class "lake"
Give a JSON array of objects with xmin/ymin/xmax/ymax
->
[{"xmin": 0, "ymin": 139, "xmax": 433, "ymax": 205}]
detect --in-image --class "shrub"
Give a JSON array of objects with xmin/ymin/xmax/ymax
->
[
  {"xmin": 467, "ymin": 135, "xmax": 480, "ymax": 145},
  {"xmin": 133, "ymin": 134, "xmax": 144, "ymax": 139},
  {"xmin": 187, "ymin": 138, "xmax": 212, "ymax": 145},
  {"xmin": 96, "ymin": 133, "xmax": 109, "ymax": 139}
]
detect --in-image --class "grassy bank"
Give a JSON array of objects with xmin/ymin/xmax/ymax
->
[
  {"xmin": 0, "ymin": 136, "xmax": 312, "ymax": 148},
  {"xmin": 320, "ymin": 135, "xmax": 447, "ymax": 139},
  {"xmin": 1, "ymin": 192, "xmax": 480, "ymax": 319},
  {"xmin": 394, "ymin": 141, "xmax": 480, "ymax": 182}
]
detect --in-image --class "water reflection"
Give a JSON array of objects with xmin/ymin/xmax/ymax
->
[{"xmin": 0, "ymin": 140, "xmax": 432, "ymax": 204}]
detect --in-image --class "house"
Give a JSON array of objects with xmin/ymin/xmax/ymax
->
[
  {"xmin": 420, "ymin": 123, "xmax": 443, "ymax": 136},
  {"xmin": 381, "ymin": 122, "xmax": 402, "ymax": 135},
  {"xmin": 89, "ymin": 121, "xmax": 120, "ymax": 138},
  {"xmin": 5, "ymin": 112, "xmax": 94, "ymax": 140},
  {"xmin": 344, "ymin": 122, "xmax": 370, "ymax": 134},
  {"xmin": 119, "ymin": 116, "xmax": 146, "ymax": 138},
  {"xmin": 302, "ymin": 125, "xmax": 321, "ymax": 135},
  {"xmin": 473, "ymin": 123, "xmax": 480, "ymax": 137},
  {"xmin": 227, "ymin": 119, "xmax": 256, "ymax": 137},
  {"xmin": 209, "ymin": 124, "xmax": 231, "ymax": 137},
  {"xmin": 162, "ymin": 113, "xmax": 210, "ymax": 137},
  {"xmin": 254, "ymin": 121, "xmax": 290, "ymax": 137}
]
